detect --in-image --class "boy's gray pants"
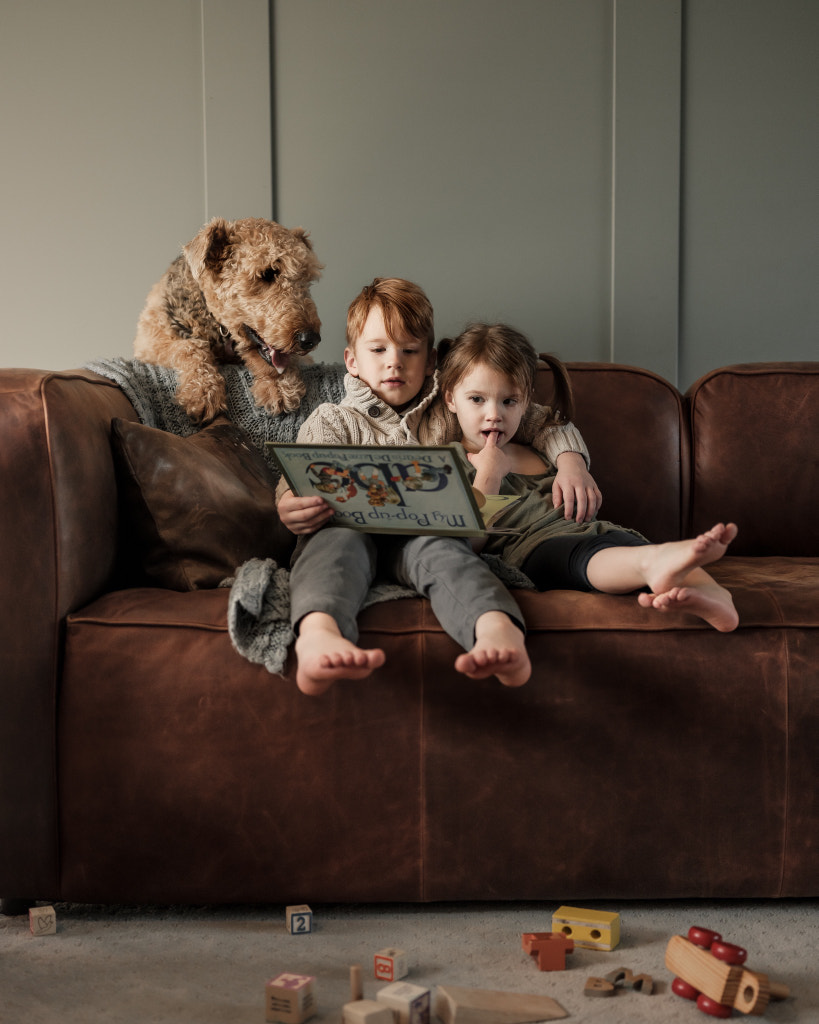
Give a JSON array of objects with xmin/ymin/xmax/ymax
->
[{"xmin": 289, "ymin": 526, "xmax": 524, "ymax": 651}]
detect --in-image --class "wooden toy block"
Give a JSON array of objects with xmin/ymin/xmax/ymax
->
[
  {"xmin": 584, "ymin": 978, "xmax": 615, "ymax": 998},
  {"xmin": 286, "ymin": 904, "xmax": 313, "ymax": 934},
  {"xmin": 265, "ymin": 973, "xmax": 316, "ymax": 1024},
  {"xmin": 666, "ymin": 929, "xmax": 790, "ymax": 1016},
  {"xmin": 521, "ymin": 932, "xmax": 574, "ymax": 971},
  {"xmin": 374, "ymin": 948, "xmax": 408, "ymax": 982},
  {"xmin": 377, "ymin": 981, "xmax": 431, "ymax": 1024},
  {"xmin": 342, "ymin": 999, "xmax": 395, "ymax": 1024},
  {"xmin": 435, "ymin": 984, "xmax": 568, "ymax": 1024},
  {"xmin": 604, "ymin": 967, "xmax": 654, "ymax": 994},
  {"xmin": 350, "ymin": 964, "xmax": 364, "ymax": 1002},
  {"xmin": 551, "ymin": 905, "xmax": 620, "ymax": 950},
  {"xmin": 29, "ymin": 905, "xmax": 56, "ymax": 936}
]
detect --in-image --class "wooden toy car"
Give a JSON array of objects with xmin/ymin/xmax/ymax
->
[{"xmin": 665, "ymin": 926, "xmax": 789, "ymax": 1018}]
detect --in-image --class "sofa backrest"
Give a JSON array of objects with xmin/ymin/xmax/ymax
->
[
  {"xmin": 535, "ymin": 361, "xmax": 687, "ymax": 543},
  {"xmin": 686, "ymin": 363, "xmax": 819, "ymax": 556}
]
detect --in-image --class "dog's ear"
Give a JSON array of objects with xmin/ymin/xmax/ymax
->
[
  {"xmin": 184, "ymin": 217, "xmax": 232, "ymax": 283},
  {"xmin": 290, "ymin": 227, "xmax": 324, "ymax": 278},
  {"xmin": 291, "ymin": 227, "xmax": 314, "ymax": 252}
]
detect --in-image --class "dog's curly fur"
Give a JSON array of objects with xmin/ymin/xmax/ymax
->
[{"xmin": 134, "ymin": 217, "xmax": 323, "ymax": 421}]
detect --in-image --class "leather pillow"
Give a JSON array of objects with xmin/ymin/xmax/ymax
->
[{"xmin": 111, "ymin": 416, "xmax": 292, "ymax": 590}]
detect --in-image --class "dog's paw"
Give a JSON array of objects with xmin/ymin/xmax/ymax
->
[
  {"xmin": 251, "ymin": 372, "xmax": 305, "ymax": 416},
  {"xmin": 176, "ymin": 379, "xmax": 228, "ymax": 422},
  {"xmin": 258, "ymin": 393, "xmax": 301, "ymax": 416}
]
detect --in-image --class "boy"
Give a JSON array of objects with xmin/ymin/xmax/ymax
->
[{"xmin": 278, "ymin": 278, "xmax": 598, "ymax": 696}]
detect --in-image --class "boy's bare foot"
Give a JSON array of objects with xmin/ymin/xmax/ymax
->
[
  {"xmin": 642, "ymin": 522, "xmax": 738, "ymax": 595},
  {"xmin": 294, "ymin": 622, "xmax": 385, "ymax": 696},
  {"xmin": 454, "ymin": 611, "xmax": 531, "ymax": 687},
  {"xmin": 639, "ymin": 582, "xmax": 739, "ymax": 632}
]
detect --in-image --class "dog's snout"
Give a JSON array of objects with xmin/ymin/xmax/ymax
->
[{"xmin": 296, "ymin": 330, "xmax": 321, "ymax": 353}]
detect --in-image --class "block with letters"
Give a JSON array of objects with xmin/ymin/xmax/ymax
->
[
  {"xmin": 29, "ymin": 905, "xmax": 57, "ymax": 937},
  {"xmin": 377, "ymin": 981, "xmax": 430, "ymax": 1024},
  {"xmin": 286, "ymin": 904, "xmax": 313, "ymax": 935},
  {"xmin": 265, "ymin": 972, "xmax": 316, "ymax": 1024},
  {"xmin": 374, "ymin": 948, "xmax": 408, "ymax": 982}
]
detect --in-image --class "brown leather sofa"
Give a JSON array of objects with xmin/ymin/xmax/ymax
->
[{"xmin": 1, "ymin": 360, "xmax": 817, "ymax": 911}]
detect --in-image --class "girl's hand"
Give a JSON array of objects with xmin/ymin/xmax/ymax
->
[
  {"xmin": 467, "ymin": 432, "xmax": 511, "ymax": 495},
  {"xmin": 277, "ymin": 488, "xmax": 335, "ymax": 535},
  {"xmin": 553, "ymin": 452, "xmax": 602, "ymax": 523}
]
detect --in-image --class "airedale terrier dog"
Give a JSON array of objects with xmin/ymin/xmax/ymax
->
[{"xmin": 134, "ymin": 217, "xmax": 323, "ymax": 421}]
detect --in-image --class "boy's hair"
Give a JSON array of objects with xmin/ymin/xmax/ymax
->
[
  {"xmin": 346, "ymin": 277, "xmax": 435, "ymax": 350},
  {"xmin": 438, "ymin": 323, "xmax": 574, "ymax": 423}
]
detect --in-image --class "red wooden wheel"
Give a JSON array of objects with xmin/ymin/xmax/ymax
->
[
  {"xmin": 711, "ymin": 940, "xmax": 747, "ymax": 965},
  {"xmin": 696, "ymin": 993, "xmax": 732, "ymax": 1018},
  {"xmin": 672, "ymin": 976, "xmax": 700, "ymax": 1000},
  {"xmin": 688, "ymin": 926, "xmax": 722, "ymax": 948}
]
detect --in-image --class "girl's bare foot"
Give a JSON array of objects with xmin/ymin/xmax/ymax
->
[
  {"xmin": 454, "ymin": 611, "xmax": 531, "ymax": 687},
  {"xmin": 643, "ymin": 522, "xmax": 738, "ymax": 595},
  {"xmin": 294, "ymin": 619, "xmax": 385, "ymax": 696},
  {"xmin": 639, "ymin": 582, "xmax": 739, "ymax": 632}
]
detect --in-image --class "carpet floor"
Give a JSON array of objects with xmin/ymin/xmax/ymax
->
[{"xmin": 1, "ymin": 899, "xmax": 816, "ymax": 1023}]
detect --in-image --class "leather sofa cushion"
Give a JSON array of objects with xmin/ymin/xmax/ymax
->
[
  {"xmin": 686, "ymin": 363, "xmax": 819, "ymax": 556},
  {"xmin": 111, "ymin": 416, "xmax": 292, "ymax": 590},
  {"xmin": 547, "ymin": 363, "xmax": 687, "ymax": 543},
  {"xmin": 61, "ymin": 552, "xmax": 819, "ymax": 901}
]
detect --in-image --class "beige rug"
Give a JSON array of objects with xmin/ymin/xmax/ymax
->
[{"xmin": 1, "ymin": 899, "xmax": 815, "ymax": 1022}]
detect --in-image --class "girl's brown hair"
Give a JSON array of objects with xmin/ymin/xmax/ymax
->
[
  {"xmin": 437, "ymin": 323, "xmax": 574, "ymax": 424},
  {"xmin": 346, "ymin": 277, "xmax": 435, "ymax": 351}
]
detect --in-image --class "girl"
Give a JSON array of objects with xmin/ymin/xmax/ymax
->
[{"xmin": 439, "ymin": 323, "xmax": 739, "ymax": 632}]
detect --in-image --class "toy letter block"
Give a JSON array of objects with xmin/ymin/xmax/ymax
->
[
  {"xmin": 604, "ymin": 967, "xmax": 654, "ymax": 994},
  {"xmin": 377, "ymin": 982, "xmax": 431, "ymax": 1024},
  {"xmin": 374, "ymin": 948, "xmax": 408, "ymax": 982},
  {"xmin": 286, "ymin": 904, "xmax": 313, "ymax": 934},
  {"xmin": 552, "ymin": 906, "xmax": 620, "ymax": 951},
  {"xmin": 29, "ymin": 905, "xmax": 57, "ymax": 936},
  {"xmin": 584, "ymin": 978, "xmax": 615, "ymax": 998},
  {"xmin": 342, "ymin": 999, "xmax": 395, "ymax": 1024},
  {"xmin": 265, "ymin": 973, "xmax": 316, "ymax": 1024},
  {"xmin": 521, "ymin": 932, "xmax": 574, "ymax": 971}
]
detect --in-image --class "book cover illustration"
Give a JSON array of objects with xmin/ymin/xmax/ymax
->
[{"xmin": 268, "ymin": 443, "xmax": 491, "ymax": 536}]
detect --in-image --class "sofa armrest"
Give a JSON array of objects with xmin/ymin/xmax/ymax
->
[{"xmin": 0, "ymin": 368, "xmax": 138, "ymax": 900}]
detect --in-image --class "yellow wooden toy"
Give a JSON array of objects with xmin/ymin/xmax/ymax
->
[{"xmin": 551, "ymin": 906, "xmax": 620, "ymax": 951}]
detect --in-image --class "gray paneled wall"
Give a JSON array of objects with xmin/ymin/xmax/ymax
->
[
  {"xmin": 0, "ymin": 0, "xmax": 272, "ymax": 371},
  {"xmin": 680, "ymin": 0, "xmax": 819, "ymax": 385},
  {"xmin": 275, "ymin": 0, "xmax": 617, "ymax": 372},
  {"xmin": 274, "ymin": 0, "xmax": 818, "ymax": 389},
  {"xmin": 1, "ymin": 1, "xmax": 815, "ymax": 386}
]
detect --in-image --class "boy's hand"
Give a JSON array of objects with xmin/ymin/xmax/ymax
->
[
  {"xmin": 553, "ymin": 452, "xmax": 602, "ymax": 523},
  {"xmin": 278, "ymin": 488, "xmax": 335, "ymax": 535}
]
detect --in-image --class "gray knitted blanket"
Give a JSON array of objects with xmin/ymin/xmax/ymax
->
[
  {"xmin": 88, "ymin": 357, "xmax": 533, "ymax": 676},
  {"xmin": 86, "ymin": 357, "xmax": 346, "ymax": 477}
]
